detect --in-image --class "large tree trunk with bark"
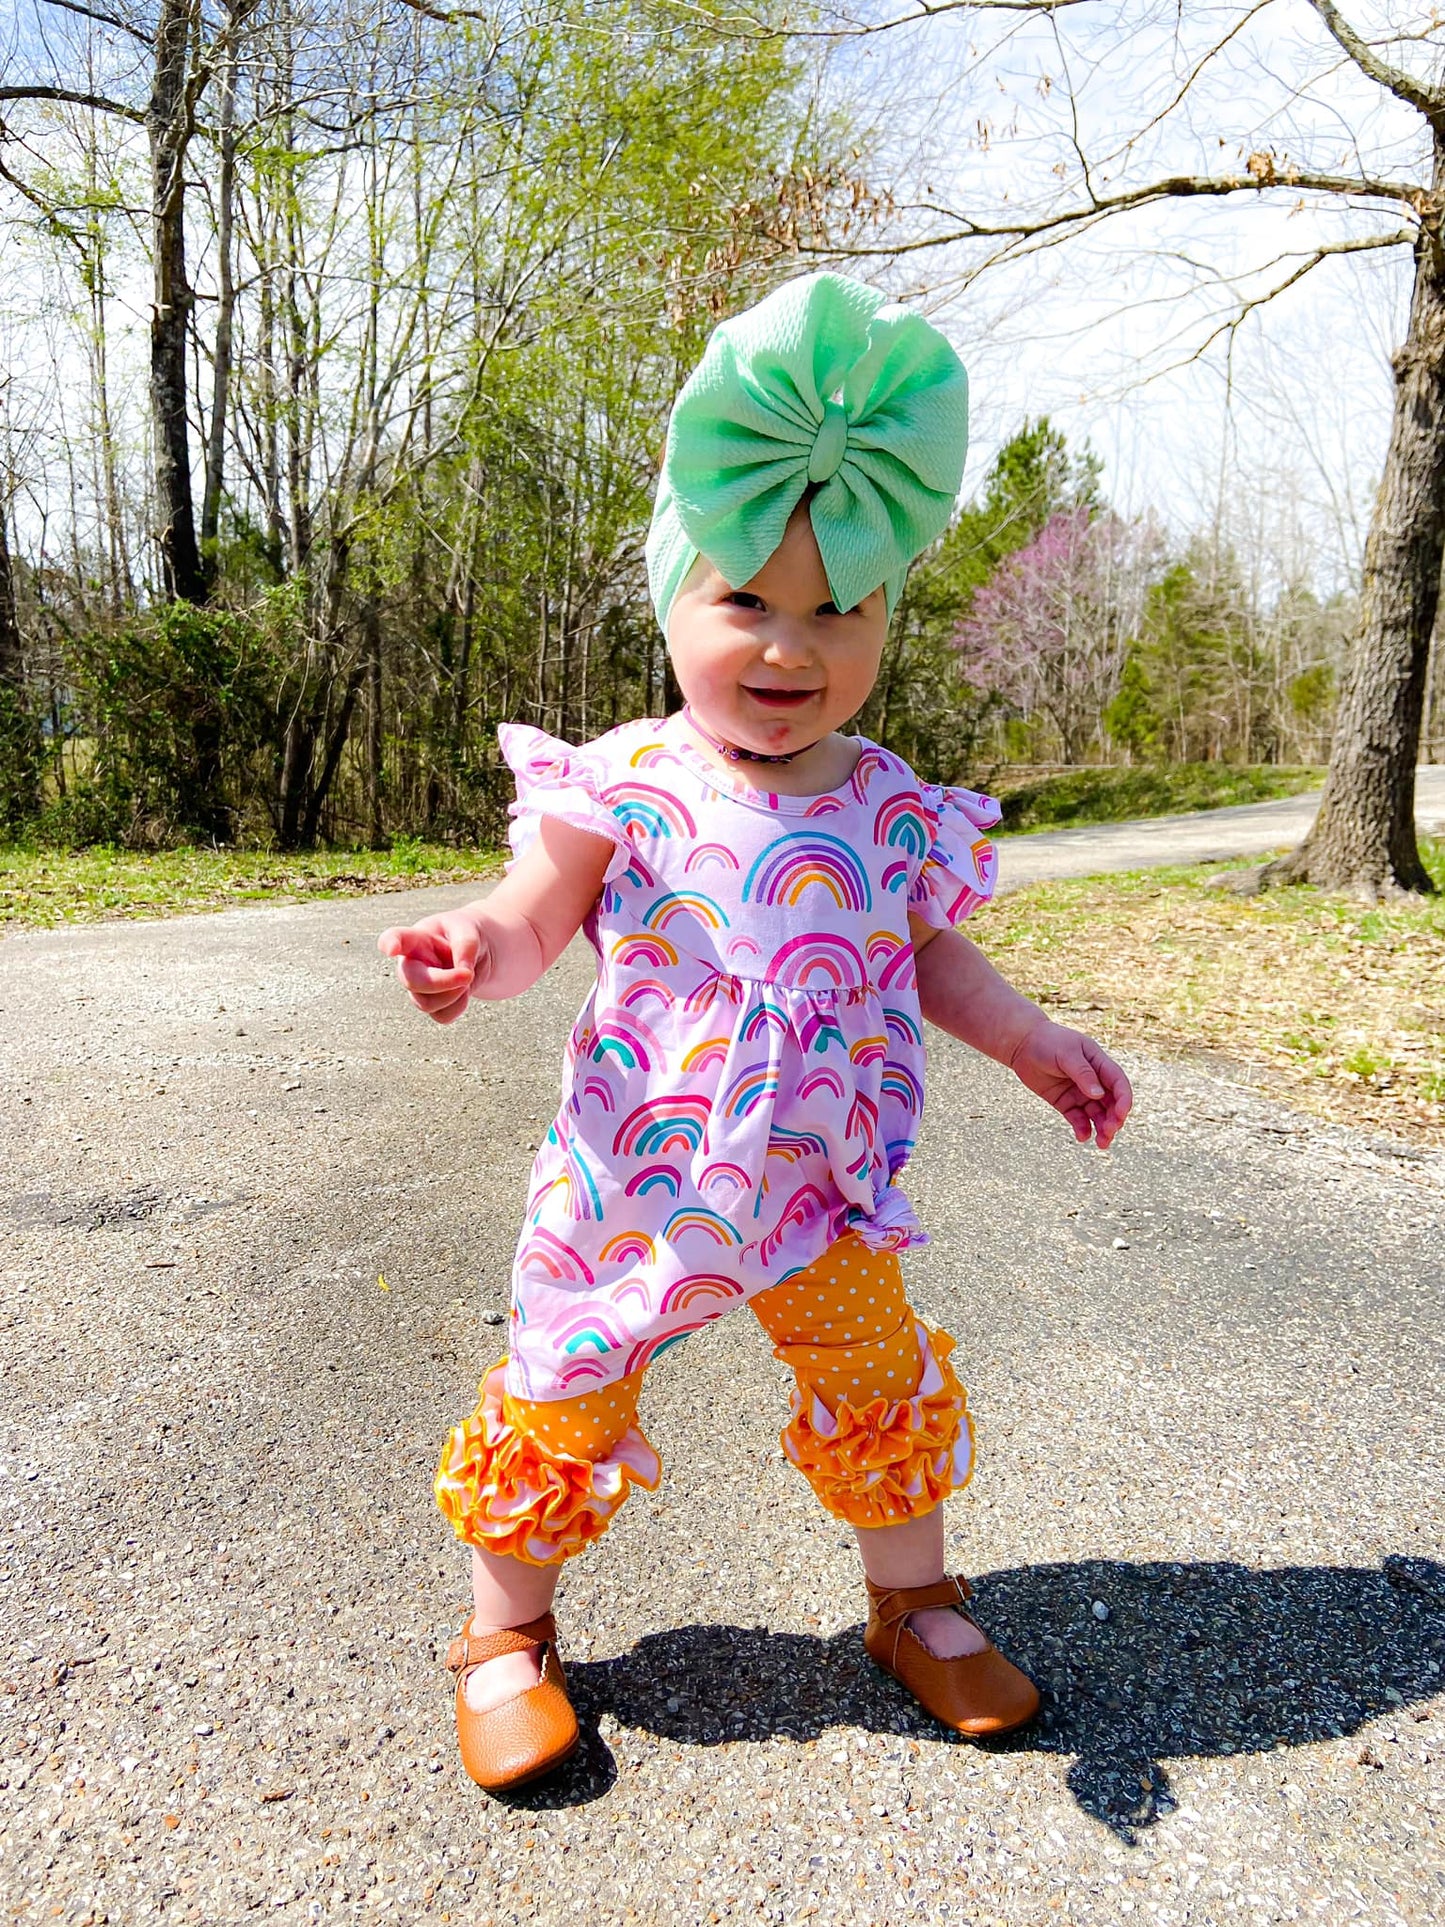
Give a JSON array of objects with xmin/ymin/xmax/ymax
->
[
  {"xmin": 148, "ymin": 0, "xmax": 206, "ymax": 606},
  {"xmin": 1263, "ymin": 132, "xmax": 1445, "ymax": 898}
]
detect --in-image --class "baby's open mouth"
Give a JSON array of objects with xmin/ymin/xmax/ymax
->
[{"xmin": 743, "ymin": 687, "xmax": 820, "ymax": 709}]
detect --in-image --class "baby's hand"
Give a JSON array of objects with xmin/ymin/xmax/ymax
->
[
  {"xmin": 377, "ymin": 911, "xmax": 489, "ymax": 1024},
  {"xmin": 1007, "ymin": 1016, "xmax": 1132, "ymax": 1150}
]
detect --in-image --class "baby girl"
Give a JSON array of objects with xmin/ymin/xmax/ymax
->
[{"xmin": 380, "ymin": 273, "xmax": 1132, "ymax": 1792}]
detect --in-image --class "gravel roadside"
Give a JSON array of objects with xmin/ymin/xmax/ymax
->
[{"xmin": 1, "ymin": 889, "xmax": 1442, "ymax": 1926}]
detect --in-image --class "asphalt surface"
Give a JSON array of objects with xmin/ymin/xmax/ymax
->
[
  {"xmin": 2, "ymin": 814, "xmax": 1443, "ymax": 1925},
  {"xmin": 992, "ymin": 765, "xmax": 1445, "ymax": 886}
]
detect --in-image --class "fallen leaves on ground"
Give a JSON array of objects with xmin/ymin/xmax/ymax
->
[{"xmin": 974, "ymin": 844, "xmax": 1445, "ymax": 1147}]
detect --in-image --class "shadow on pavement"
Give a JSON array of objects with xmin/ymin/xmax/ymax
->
[{"xmin": 538, "ymin": 1556, "xmax": 1445, "ymax": 1838}]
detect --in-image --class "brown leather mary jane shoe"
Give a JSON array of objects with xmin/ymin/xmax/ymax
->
[
  {"xmin": 863, "ymin": 1574, "xmax": 1040, "ymax": 1738},
  {"xmin": 446, "ymin": 1612, "xmax": 580, "ymax": 1792}
]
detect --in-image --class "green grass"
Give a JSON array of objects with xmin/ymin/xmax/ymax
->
[
  {"xmin": 0, "ymin": 840, "xmax": 502, "ymax": 931},
  {"xmin": 994, "ymin": 763, "xmax": 1325, "ymax": 833},
  {"xmin": 972, "ymin": 834, "xmax": 1445, "ymax": 1143}
]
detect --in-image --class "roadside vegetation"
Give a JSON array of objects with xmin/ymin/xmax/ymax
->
[
  {"xmin": 993, "ymin": 764, "xmax": 1325, "ymax": 833},
  {"xmin": 0, "ymin": 839, "xmax": 499, "ymax": 930},
  {"xmin": 973, "ymin": 838, "xmax": 1445, "ymax": 1147}
]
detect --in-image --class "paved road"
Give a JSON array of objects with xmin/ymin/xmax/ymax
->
[
  {"xmin": 993, "ymin": 765, "xmax": 1445, "ymax": 887},
  {"xmin": 1, "ymin": 836, "xmax": 1443, "ymax": 1923}
]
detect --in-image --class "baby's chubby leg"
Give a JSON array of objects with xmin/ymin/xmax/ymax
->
[
  {"xmin": 751, "ymin": 1236, "xmax": 983, "ymax": 1657},
  {"xmin": 853, "ymin": 1506, "xmax": 986, "ymax": 1659},
  {"xmin": 465, "ymin": 1548, "xmax": 559, "ymax": 1713},
  {"xmin": 441, "ymin": 1366, "xmax": 652, "ymax": 1713}
]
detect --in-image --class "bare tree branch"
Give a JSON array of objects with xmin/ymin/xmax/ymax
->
[
  {"xmin": 0, "ymin": 83, "xmax": 146, "ymax": 123},
  {"xmin": 36, "ymin": 0, "xmax": 151, "ymax": 46},
  {"xmin": 656, "ymin": 0, "xmax": 1094, "ymax": 39},
  {"xmin": 837, "ymin": 166, "xmax": 1425, "ymax": 259},
  {"xmin": 1307, "ymin": 0, "xmax": 1444, "ymax": 127}
]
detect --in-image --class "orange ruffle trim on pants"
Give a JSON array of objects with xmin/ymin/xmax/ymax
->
[
  {"xmin": 434, "ymin": 1234, "xmax": 972, "ymax": 1562},
  {"xmin": 435, "ymin": 1364, "xmax": 659, "ymax": 1567},
  {"xmin": 774, "ymin": 1322, "xmax": 974, "ymax": 1529}
]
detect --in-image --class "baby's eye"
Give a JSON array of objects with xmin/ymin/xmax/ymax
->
[
  {"xmin": 725, "ymin": 591, "xmax": 765, "ymax": 611},
  {"xmin": 816, "ymin": 600, "xmax": 857, "ymax": 617}
]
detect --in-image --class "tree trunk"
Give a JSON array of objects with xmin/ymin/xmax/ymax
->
[
  {"xmin": 277, "ymin": 717, "xmax": 314, "ymax": 849},
  {"xmin": 300, "ymin": 658, "xmax": 366, "ymax": 848},
  {"xmin": 148, "ymin": 0, "xmax": 206, "ymax": 606},
  {"xmin": 366, "ymin": 596, "xmax": 384, "ymax": 848},
  {"xmin": 1263, "ymin": 133, "xmax": 1445, "ymax": 897},
  {"xmin": 201, "ymin": 7, "xmax": 239, "ymax": 582},
  {"xmin": 0, "ymin": 500, "xmax": 40, "ymax": 829}
]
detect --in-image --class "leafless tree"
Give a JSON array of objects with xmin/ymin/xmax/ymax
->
[{"xmin": 721, "ymin": 0, "xmax": 1443, "ymax": 894}]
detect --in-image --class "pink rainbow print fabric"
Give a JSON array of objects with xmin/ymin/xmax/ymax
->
[{"xmin": 497, "ymin": 715, "xmax": 1000, "ymax": 1402}]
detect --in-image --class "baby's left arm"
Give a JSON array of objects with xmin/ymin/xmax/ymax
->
[{"xmin": 911, "ymin": 920, "xmax": 1132, "ymax": 1150}]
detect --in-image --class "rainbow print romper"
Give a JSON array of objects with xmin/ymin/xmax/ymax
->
[{"xmin": 500, "ymin": 714, "xmax": 1000, "ymax": 1405}]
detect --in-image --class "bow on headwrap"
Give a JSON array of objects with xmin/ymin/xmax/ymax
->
[{"xmin": 646, "ymin": 273, "xmax": 969, "ymax": 632}]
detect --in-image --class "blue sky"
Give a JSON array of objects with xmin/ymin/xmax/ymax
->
[{"xmin": 817, "ymin": 0, "xmax": 1433, "ymax": 591}]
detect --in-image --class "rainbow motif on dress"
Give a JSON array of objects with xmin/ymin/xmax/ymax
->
[
  {"xmin": 592, "ymin": 1010, "xmax": 663, "ymax": 1071},
  {"xmin": 600, "ymin": 1229, "xmax": 656, "ymax": 1267},
  {"xmin": 623, "ymin": 1162, "xmax": 683, "ymax": 1199},
  {"xmin": 623, "ymin": 1321, "xmax": 714, "ymax": 1377},
  {"xmin": 873, "ymin": 792, "xmax": 932, "ymax": 858},
  {"xmin": 558, "ymin": 1307, "xmax": 630, "ymax": 1357},
  {"xmin": 612, "ymin": 931, "xmax": 677, "ymax": 969},
  {"xmin": 684, "ymin": 842, "xmax": 742, "ymax": 874},
  {"xmin": 618, "ymin": 977, "xmax": 676, "ymax": 1014},
  {"xmin": 741, "ymin": 1000, "xmax": 788, "ymax": 1042},
  {"xmin": 681, "ymin": 1035, "xmax": 732, "ymax": 1073},
  {"xmin": 602, "ymin": 782, "xmax": 698, "ymax": 842},
  {"xmin": 644, "ymin": 889, "xmax": 729, "ymax": 933},
  {"xmin": 663, "ymin": 1206, "xmax": 744, "ymax": 1249},
  {"xmin": 883, "ymin": 1005, "xmax": 923, "ymax": 1048},
  {"xmin": 630, "ymin": 741, "xmax": 688, "ymax": 771},
  {"xmin": 579, "ymin": 1074, "xmax": 616, "ymax": 1112},
  {"xmin": 880, "ymin": 1063, "xmax": 925, "ymax": 1114},
  {"xmin": 659, "ymin": 1272, "xmax": 746, "ymax": 1313},
  {"xmin": 767, "ymin": 1125, "xmax": 829, "ymax": 1163},
  {"xmin": 846, "ymin": 1091, "xmax": 879, "ymax": 1148},
  {"xmin": 743, "ymin": 833, "xmax": 872, "ymax": 913},
  {"xmin": 849, "ymin": 746, "xmax": 891, "ymax": 800},
  {"xmin": 765, "ymin": 932, "xmax": 867, "ymax": 987},
  {"xmin": 759, "ymin": 1182, "xmax": 829, "ymax": 1264},
  {"xmin": 797, "ymin": 1065, "xmax": 846, "ymax": 1103},
  {"xmin": 697, "ymin": 1160, "xmax": 752, "ymax": 1201},
  {"xmin": 722, "ymin": 1062, "xmax": 780, "ymax": 1118},
  {"xmin": 614, "ymin": 1096, "xmax": 711, "ymax": 1158},
  {"xmin": 516, "ymin": 1227, "xmax": 596, "ymax": 1286},
  {"xmin": 794, "ymin": 1008, "xmax": 844, "ymax": 1057}
]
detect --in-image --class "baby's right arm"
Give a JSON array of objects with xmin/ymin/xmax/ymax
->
[{"xmin": 377, "ymin": 817, "xmax": 615, "ymax": 1025}]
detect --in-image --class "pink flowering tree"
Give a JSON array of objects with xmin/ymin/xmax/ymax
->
[{"xmin": 954, "ymin": 508, "xmax": 1164, "ymax": 763}]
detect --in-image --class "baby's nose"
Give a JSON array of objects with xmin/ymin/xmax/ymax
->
[{"xmin": 761, "ymin": 621, "xmax": 817, "ymax": 667}]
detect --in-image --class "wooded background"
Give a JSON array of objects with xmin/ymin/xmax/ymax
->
[{"xmin": 1, "ymin": 1, "xmax": 1442, "ymax": 882}]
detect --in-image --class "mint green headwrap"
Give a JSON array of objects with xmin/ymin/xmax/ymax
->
[{"xmin": 646, "ymin": 272, "xmax": 968, "ymax": 633}]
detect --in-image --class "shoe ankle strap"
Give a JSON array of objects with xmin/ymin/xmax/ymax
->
[
  {"xmin": 445, "ymin": 1612, "xmax": 556, "ymax": 1675},
  {"xmin": 865, "ymin": 1573, "xmax": 973, "ymax": 1625}
]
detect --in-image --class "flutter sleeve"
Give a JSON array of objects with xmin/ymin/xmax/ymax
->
[
  {"xmin": 497, "ymin": 724, "xmax": 632, "ymax": 884},
  {"xmin": 907, "ymin": 783, "xmax": 1002, "ymax": 928}
]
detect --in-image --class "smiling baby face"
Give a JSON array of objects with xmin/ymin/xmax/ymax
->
[{"xmin": 665, "ymin": 502, "xmax": 889, "ymax": 758}]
